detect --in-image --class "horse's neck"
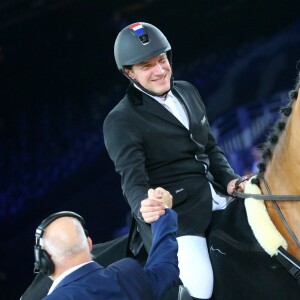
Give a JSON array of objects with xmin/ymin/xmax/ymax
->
[
  {"xmin": 261, "ymin": 97, "xmax": 300, "ymax": 260},
  {"xmin": 263, "ymin": 100, "xmax": 300, "ymax": 195}
]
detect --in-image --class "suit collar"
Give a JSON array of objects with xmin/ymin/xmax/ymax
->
[
  {"xmin": 127, "ymin": 83, "xmax": 143, "ymax": 106},
  {"xmin": 127, "ymin": 83, "xmax": 189, "ymax": 128},
  {"xmin": 52, "ymin": 262, "xmax": 102, "ymax": 292}
]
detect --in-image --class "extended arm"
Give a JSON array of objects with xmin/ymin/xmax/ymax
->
[
  {"xmin": 143, "ymin": 208, "xmax": 180, "ymax": 299},
  {"xmin": 105, "ymin": 207, "xmax": 179, "ymax": 300}
]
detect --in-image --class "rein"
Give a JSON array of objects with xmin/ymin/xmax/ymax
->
[
  {"xmin": 262, "ymin": 177, "xmax": 300, "ymax": 249},
  {"xmin": 233, "ymin": 176, "xmax": 300, "ymax": 201},
  {"xmin": 234, "ymin": 175, "xmax": 300, "ymax": 249},
  {"xmin": 234, "ymin": 175, "xmax": 300, "ymax": 280}
]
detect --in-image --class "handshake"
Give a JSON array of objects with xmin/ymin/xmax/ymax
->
[{"xmin": 140, "ymin": 187, "xmax": 173, "ymax": 224}]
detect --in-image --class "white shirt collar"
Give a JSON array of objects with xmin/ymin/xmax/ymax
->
[
  {"xmin": 133, "ymin": 84, "xmax": 189, "ymax": 129},
  {"xmin": 47, "ymin": 261, "xmax": 93, "ymax": 295}
]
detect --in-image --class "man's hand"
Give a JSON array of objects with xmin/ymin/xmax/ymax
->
[
  {"xmin": 227, "ymin": 178, "xmax": 248, "ymax": 195},
  {"xmin": 148, "ymin": 187, "xmax": 173, "ymax": 208},
  {"xmin": 140, "ymin": 187, "xmax": 173, "ymax": 223}
]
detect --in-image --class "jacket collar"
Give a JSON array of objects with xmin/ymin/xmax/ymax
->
[
  {"xmin": 127, "ymin": 83, "xmax": 188, "ymax": 128},
  {"xmin": 53, "ymin": 261, "xmax": 102, "ymax": 291},
  {"xmin": 127, "ymin": 82, "xmax": 194, "ymax": 129},
  {"xmin": 127, "ymin": 82, "xmax": 192, "ymax": 110},
  {"xmin": 126, "ymin": 83, "xmax": 143, "ymax": 105}
]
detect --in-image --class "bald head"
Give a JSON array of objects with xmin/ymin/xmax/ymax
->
[{"xmin": 42, "ymin": 216, "xmax": 92, "ymax": 279}]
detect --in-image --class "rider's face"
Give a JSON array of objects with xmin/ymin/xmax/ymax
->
[{"xmin": 125, "ymin": 53, "xmax": 172, "ymax": 96}]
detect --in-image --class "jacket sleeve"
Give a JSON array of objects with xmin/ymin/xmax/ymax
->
[
  {"xmin": 103, "ymin": 107, "xmax": 150, "ymax": 218},
  {"xmin": 105, "ymin": 209, "xmax": 179, "ymax": 299},
  {"xmin": 194, "ymin": 85, "xmax": 240, "ymax": 188},
  {"xmin": 143, "ymin": 208, "xmax": 180, "ymax": 299},
  {"xmin": 205, "ymin": 123, "xmax": 240, "ymax": 188}
]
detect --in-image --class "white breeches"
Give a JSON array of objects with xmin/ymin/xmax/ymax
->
[
  {"xmin": 210, "ymin": 182, "xmax": 234, "ymax": 211},
  {"xmin": 177, "ymin": 235, "xmax": 213, "ymax": 299},
  {"xmin": 177, "ymin": 184, "xmax": 233, "ymax": 299}
]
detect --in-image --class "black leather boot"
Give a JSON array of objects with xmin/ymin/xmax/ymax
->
[{"xmin": 178, "ymin": 285, "xmax": 193, "ymax": 300}]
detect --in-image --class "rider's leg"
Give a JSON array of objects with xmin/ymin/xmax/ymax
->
[{"xmin": 177, "ymin": 235, "xmax": 213, "ymax": 299}]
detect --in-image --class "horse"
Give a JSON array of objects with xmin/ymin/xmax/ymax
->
[{"xmin": 207, "ymin": 72, "xmax": 300, "ymax": 300}]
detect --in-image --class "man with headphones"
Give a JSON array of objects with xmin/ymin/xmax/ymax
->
[{"xmin": 27, "ymin": 188, "xmax": 180, "ymax": 300}]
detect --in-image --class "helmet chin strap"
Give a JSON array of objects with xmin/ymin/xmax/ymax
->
[
  {"xmin": 123, "ymin": 71, "xmax": 173, "ymax": 98},
  {"xmin": 134, "ymin": 80, "xmax": 170, "ymax": 98}
]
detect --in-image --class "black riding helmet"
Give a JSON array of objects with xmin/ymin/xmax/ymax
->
[{"xmin": 114, "ymin": 22, "xmax": 173, "ymax": 95}]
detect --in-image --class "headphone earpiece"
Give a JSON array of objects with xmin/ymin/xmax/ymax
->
[
  {"xmin": 33, "ymin": 211, "xmax": 86, "ymax": 276},
  {"xmin": 34, "ymin": 244, "xmax": 54, "ymax": 276}
]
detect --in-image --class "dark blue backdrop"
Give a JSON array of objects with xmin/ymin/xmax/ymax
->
[{"xmin": 0, "ymin": 1, "xmax": 299, "ymax": 299}]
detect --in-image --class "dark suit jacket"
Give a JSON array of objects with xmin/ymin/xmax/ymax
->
[
  {"xmin": 103, "ymin": 81, "xmax": 239, "ymax": 251},
  {"xmin": 42, "ymin": 209, "xmax": 179, "ymax": 300}
]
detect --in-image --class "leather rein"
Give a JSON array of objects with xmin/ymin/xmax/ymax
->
[
  {"xmin": 233, "ymin": 175, "xmax": 300, "ymax": 201},
  {"xmin": 233, "ymin": 175, "xmax": 300, "ymax": 249}
]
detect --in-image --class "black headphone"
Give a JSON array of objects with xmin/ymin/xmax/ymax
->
[{"xmin": 33, "ymin": 211, "xmax": 87, "ymax": 276}]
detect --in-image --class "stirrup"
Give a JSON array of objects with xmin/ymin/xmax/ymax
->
[{"xmin": 178, "ymin": 285, "xmax": 193, "ymax": 300}]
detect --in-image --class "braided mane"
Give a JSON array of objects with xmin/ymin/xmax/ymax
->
[{"xmin": 251, "ymin": 72, "xmax": 300, "ymax": 187}]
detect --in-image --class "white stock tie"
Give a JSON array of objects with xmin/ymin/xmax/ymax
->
[{"xmin": 162, "ymin": 94, "xmax": 189, "ymax": 129}]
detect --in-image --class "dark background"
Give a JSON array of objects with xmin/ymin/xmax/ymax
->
[{"xmin": 0, "ymin": 1, "xmax": 300, "ymax": 299}]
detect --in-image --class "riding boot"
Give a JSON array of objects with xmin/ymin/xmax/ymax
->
[
  {"xmin": 192, "ymin": 295, "xmax": 215, "ymax": 300},
  {"xmin": 177, "ymin": 285, "xmax": 214, "ymax": 300},
  {"xmin": 178, "ymin": 285, "xmax": 193, "ymax": 300}
]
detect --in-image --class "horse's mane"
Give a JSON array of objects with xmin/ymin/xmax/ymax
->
[{"xmin": 251, "ymin": 71, "xmax": 300, "ymax": 187}]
